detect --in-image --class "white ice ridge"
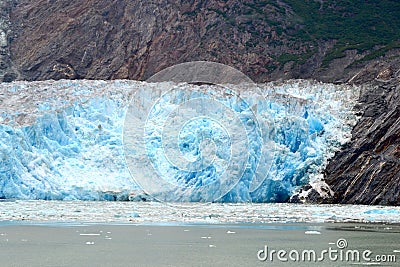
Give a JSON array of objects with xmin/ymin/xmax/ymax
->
[{"xmin": 0, "ymin": 80, "xmax": 360, "ymax": 201}]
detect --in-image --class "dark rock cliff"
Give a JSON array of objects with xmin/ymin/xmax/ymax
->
[
  {"xmin": 0, "ymin": 0, "xmax": 19, "ymax": 81},
  {"xmin": 322, "ymin": 69, "xmax": 400, "ymax": 205},
  {"xmin": 1, "ymin": 0, "xmax": 400, "ymax": 204}
]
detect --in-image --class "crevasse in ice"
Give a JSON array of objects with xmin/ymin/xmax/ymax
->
[{"xmin": 0, "ymin": 80, "xmax": 359, "ymax": 201}]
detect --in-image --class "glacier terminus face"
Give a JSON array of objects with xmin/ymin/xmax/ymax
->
[{"xmin": 0, "ymin": 79, "xmax": 359, "ymax": 202}]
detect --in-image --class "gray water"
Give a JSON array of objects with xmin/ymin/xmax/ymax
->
[{"xmin": 1, "ymin": 201, "xmax": 400, "ymax": 266}]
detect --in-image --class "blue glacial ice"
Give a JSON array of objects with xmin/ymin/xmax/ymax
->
[{"xmin": 0, "ymin": 80, "xmax": 359, "ymax": 201}]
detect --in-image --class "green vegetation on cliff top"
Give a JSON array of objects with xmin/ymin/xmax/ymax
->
[
  {"xmin": 212, "ymin": 0, "xmax": 400, "ymax": 69},
  {"xmin": 285, "ymin": 0, "xmax": 400, "ymax": 66}
]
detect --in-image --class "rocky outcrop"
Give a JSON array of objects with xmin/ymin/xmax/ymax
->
[
  {"xmin": 322, "ymin": 77, "xmax": 400, "ymax": 205},
  {"xmin": 0, "ymin": 0, "xmax": 19, "ymax": 82}
]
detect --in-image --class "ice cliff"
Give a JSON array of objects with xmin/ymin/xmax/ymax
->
[{"xmin": 0, "ymin": 80, "xmax": 359, "ymax": 201}]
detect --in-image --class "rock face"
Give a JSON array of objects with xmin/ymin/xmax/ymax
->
[
  {"xmin": 322, "ymin": 78, "xmax": 400, "ymax": 205},
  {"xmin": 11, "ymin": 0, "xmax": 292, "ymax": 82},
  {"xmin": 0, "ymin": 0, "xmax": 19, "ymax": 82},
  {"xmin": 8, "ymin": 0, "xmax": 400, "ymax": 84},
  {"xmin": 0, "ymin": 0, "xmax": 399, "ymax": 204}
]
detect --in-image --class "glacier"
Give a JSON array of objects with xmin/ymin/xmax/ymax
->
[{"xmin": 0, "ymin": 79, "xmax": 359, "ymax": 202}]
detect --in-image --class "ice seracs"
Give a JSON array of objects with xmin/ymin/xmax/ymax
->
[{"xmin": 0, "ymin": 79, "xmax": 359, "ymax": 202}]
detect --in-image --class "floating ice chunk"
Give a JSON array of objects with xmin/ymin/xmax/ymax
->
[
  {"xmin": 130, "ymin": 212, "xmax": 140, "ymax": 218},
  {"xmin": 80, "ymin": 233, "xmax": 101, "ymax": 236},
  {"xmin": 305, "ymin": 231, "xmax": 321, "ymax": 235}
]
